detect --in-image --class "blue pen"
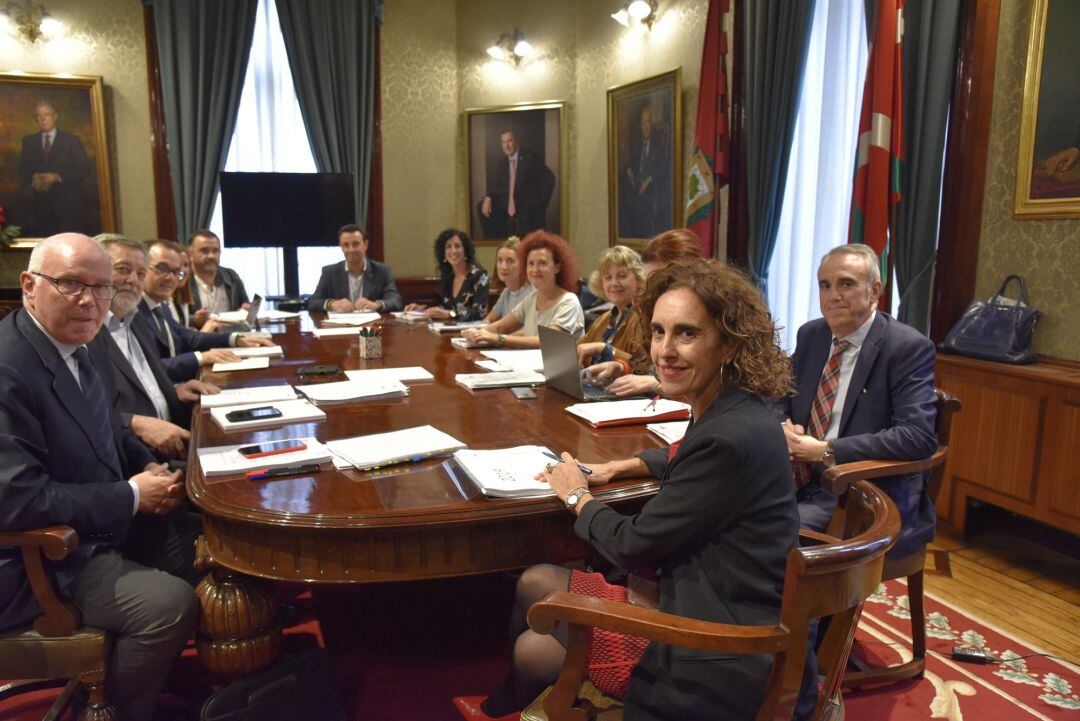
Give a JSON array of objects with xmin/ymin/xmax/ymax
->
[{"xmin": 542, "ymin": 450, "xmax": 593, "ymax": 476}]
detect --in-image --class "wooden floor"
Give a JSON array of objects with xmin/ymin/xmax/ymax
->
[{"xmin": 924, "ymin": 520, "xmax": 1080, "ymax": 662}]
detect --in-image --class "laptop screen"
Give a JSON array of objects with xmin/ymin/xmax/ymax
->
[{"xmin": 244, "ymin": 295, "xmax": 263, "ymax": 327}]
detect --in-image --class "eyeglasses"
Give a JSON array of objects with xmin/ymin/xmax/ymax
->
[
  {"xmin": 32, "ymin": 272, "xmax": 118, "ymax": 300},
  {"xmin": 150, "ymin": 263, "xmax": 187, "ymax": 280}
]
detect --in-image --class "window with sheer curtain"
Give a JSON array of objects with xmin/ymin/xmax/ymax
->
[
  {"xmin": 766, "ymin": 0, "xmax": 868, "ymax": 351},
  {"xmin": 207, "ymin": 0, "xmax": 341, "ymax": 299}
]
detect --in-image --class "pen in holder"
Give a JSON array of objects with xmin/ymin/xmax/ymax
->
[{"xmin": 358, "ymin": 326, "xmax": 383, "ymax": 358}]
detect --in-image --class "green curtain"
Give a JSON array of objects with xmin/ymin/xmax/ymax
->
[
  {"xmin": 744, "ymin": 0, "xmax": 818, "ymax": 291},
  {"xmin": 893, "ymin": 0, "xmax": 962, "ymax": 333},
  {"xmin": 274, "ymin": 0, "xmax": 380, "ymax": 228},
  {"xmin": 147, "ymin": 0, "xmax": 258, "ymax": 242}
]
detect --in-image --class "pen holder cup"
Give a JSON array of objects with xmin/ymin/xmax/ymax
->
[{"xmin": 359, "ymin": 335, "xmax": 383, "ymax": 359}]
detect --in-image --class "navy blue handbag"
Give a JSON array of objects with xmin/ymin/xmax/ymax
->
[{"xmin": 939, "ymin": 275, "xmax": 1041, "ymax": 364}]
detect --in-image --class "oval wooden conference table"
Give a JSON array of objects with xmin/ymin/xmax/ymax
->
[{"xmin": 186, "ymin": 312, "xmax": 664, "ymax": 674}]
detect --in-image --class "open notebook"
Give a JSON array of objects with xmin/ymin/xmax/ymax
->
[{"xmin": 451, "ymin": 446, "xmax": 557, "ymax": 499}]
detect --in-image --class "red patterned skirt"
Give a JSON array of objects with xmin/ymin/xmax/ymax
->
[{"xmin": 568, "ymin": 569, "xmax": 650, "ymax": 698}]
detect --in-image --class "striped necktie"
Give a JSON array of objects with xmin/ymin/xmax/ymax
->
[
  {"xmin": 72, "ymin": 347, "xmax": 122, "ymax": 474},
  {"xmin": 793, "ymin": 338, "xmax": 851, "ymax": 489}
]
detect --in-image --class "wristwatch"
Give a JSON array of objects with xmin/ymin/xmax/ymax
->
[
  {"xmin": 821, "ymin": 440, "xmax": 837, "ymax": 468},
  {"xmin": 449, "ymin": 309, "xmax": 458, "ymax": 320},
  {"xmin": 565, "ymin": 485, "xmax": 591, "ymax": 512}
]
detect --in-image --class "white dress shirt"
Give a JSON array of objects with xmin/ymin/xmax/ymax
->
[
  {"xmin": 106, "ymin": 310, "xmax": 170, "ymax": 422},
  {"xmin": 823, "ymin": 310, "xmax": 876, "ymax": 442}
]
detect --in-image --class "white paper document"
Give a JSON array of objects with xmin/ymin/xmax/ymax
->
[
  {"xmin": 565, "ymin": 398, "xmax": 692, "ymax": 428},
  {"xmin": 197, "ymin": 437, "xmax": 332, "ymax": 477},
  {"xmin": 474, "ymin": 359, "xmax": 508, "ymax": 372},
  {"xmin": 451, "ymin": 336, "xmax": 487, "ymax": 349},
  {"xmin": 213, "ymin": 309, "xmax": 299, "ymax": 323},
  {"xmin": 296, "ymin": 378, "xmax": 408, "ymax": 404},
  {"xmin": 199, "ymin": 384, "xmax": 297, "ymax": 408},
  {"xmin": 325, "ymin": 425, "xmax": 466, "ymax": 471},
  {"xmin": 344, "ymin": 367, "xmax": 434, "ymax": 383},
  {"xmin": 211, "ymin": 357, "xmax": 271, "ymax": 372},
  {"xmin": 323, "ymin": 312, "xmax": 381, "ymax": 326},
  {"xmin": 455, "ymin": 371, "xmax": 546, "ymax": 390},
  {"xmin": 230, "ymin": 345, "xmax": 284, "ymax": 358},
  {"xmin": 430, "ymin": 321, "xmax": 486, "ymax": 332},
  {"xmin": 312, "ymin": 326, "xmax": 369, "ymax": 338},
  {"xmin": 210, "ymin": 399, "xmax": 327, "ymax": 431},
  {"xmin": 479, "ymin": 349, "xmax": 544, "ymax": 372},
  {"xmin": 646, "ymin": 421, "xmax": 689, "ymax": 444},
  {"xmin": 391, "ymin": 311, "xmax": 429, "ymax": 322},
  {"xmin": 452, "ymin": 446, "xmax": 557, "ymax": 499}
]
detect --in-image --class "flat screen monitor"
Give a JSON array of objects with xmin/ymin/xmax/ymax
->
[{"xmin": 220, "ymin": 172, "xmax": 355, "ymax": 248}]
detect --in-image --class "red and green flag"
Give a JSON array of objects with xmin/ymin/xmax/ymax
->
[
  {"xmin": 685, "ymin": 0, "xmax": 729, "ymax": 258},
  {"xmin": 849, "ymin": 0, "xmax": 904, "ymax": 290}
]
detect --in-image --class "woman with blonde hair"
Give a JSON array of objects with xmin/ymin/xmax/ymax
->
[{"xmin": 576, "ymin": 245, "xmax": 647, "ymax": 369}]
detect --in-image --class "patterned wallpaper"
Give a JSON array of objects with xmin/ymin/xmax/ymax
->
[
  {"xmin": 977, "ymin": 0, "xmax": 1080, "ymax": 361},
  {"xmin": 0, "ymin": 0, "xmax": 156, "ymax": 241},
  {"xmin": 381, "ymin": 0, "xmax": 710, "ymax": 277}
]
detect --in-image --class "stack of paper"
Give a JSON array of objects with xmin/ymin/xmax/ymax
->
[
  {"xmin": 565, "ymin": 398, "xmax": 691, "ymax": 428},
  {"xmin": 455, "ymin": 371, "xmax": 546, "ymax": 390},
  {"xmin": 231, "ymin": 345, "xmax": 284, "ymax": 358},
  {"xmin": 647, "ymin": 421, "xmax": 689, "ymax": 444},
  {"xmin": 451, "ymin": 336, "xmax": 487, "ymax": 349},
  {"xmin": 210, "ymin": 399, "xmax": 327, "ymax": 431},
  {"xmin": 344, "ymin": 367, "xmax": 433, "ymax": 383},
  {"xmin": 323, "ymin": 312, "xmax": 381, "ymax": 326},
  {"xmin": 479, "ymin": 349, "xmax": 544, "ymax": 372},
  {"xmin": 391, "ymin": 311, "xmax": 429, "ymax": 322},
  {"xmin": 200, "ymin": 384, "xmax": 297, "ymax": 408},
  {"xmin": 325, "ymin": 425, "xmax": 466, "ymax": 471},
  {"xmin": 296, "ymin": 378, "xmax": 408, "ymax": 404},
  {"xmin": 213, "ymin": 308, "xmax": 299, "ymax": 323},
  {"xmin": 430, "ymin": 321, "xmax": 486, "ymax": 332},
  {"xmin": 452, "ymin": 446, "xmax": 557, "ymax": 499},
  {"xmin": 211, "ymin": 357, "xmax": 271, "ymax": 372},
  {"xmin": 197, "ymin": 436, "xmax": 332, "ymax": 477},
  {"xmin": 312, "ymin": 326, "xmax": 370, "ymax": 339}
]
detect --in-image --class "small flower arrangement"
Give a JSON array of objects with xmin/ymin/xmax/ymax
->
[{"xmin": 0, "ymin": 205, "xmax": 22, "ymax": 248}]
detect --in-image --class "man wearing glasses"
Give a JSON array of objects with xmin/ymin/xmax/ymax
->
[
  {"xmin": 138, "ymin": 239, "xmax": 274, "ymax": 382},
  {"xmin": 0, "ymin": 233, "xmax": 199, "ymax": 721}
]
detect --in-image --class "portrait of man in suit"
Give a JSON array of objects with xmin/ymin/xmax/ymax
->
[
  {"xmin": 619, "ymin": 103, "xmax": 672, "ymax": 238},
  {"xmin": 17, "ymin": 100, "xmax": 92, "ymax": 236},
  {"xmin": 477, "ymin": 127, "xmax": 556, "ymax": 239}
]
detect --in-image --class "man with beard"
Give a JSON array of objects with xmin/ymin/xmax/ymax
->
[
  {"xmin": 95, "ymin": 234, "xmax": 220, "ymax": 459},
  {"xmin": 186, "ymin": 229, "xmax": 250, "ymax": 328}
]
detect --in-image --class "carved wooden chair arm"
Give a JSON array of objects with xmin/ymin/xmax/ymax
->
[
  {"xmin": 0, "ymin": 526, "xmax": 81, "ymax": 637},
  {"xmin": 821, "ymin": 446, "xmax": 948, "ymax": 497}
]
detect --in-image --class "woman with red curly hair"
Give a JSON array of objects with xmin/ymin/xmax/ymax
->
[{"xmin": 462, "ymin": 230, "xmax": 584, "ymax": 349}]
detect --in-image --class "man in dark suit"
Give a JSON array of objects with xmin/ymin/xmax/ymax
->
[
  {"xmin": 307, "ymin": 224, "xmax": 404, "ymax": 312},
  {"xmin": 478, "ymin": 127, "xmax": 556, "ymax": 238},
  {"xmin": 18, "ymin": 100, "xmax": 91, "ymax": 236},
  {"xmin": 140, "ymin": 239, "xmax": 274, "ymax": 381},
  {"xmin": 97, "ymin": 235, "xmax": 220, "ymax": 458},
  {"xmin": 186, "ymin": 229, "xmax": 251, "ymax": 328},
  {"xmin": 620, "ymin": 105, "xmax": 671, "ymax": 238},
  {"xmin": 0, "ymin": 234, "xmax": 198, "ymax": 721},
  {"xmin": 777, "ymin": 243, "xmax": 938, "ymax": 560}
]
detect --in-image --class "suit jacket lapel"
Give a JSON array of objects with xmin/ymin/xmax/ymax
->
[
  {"xmin": 138, "ymin": 299, "xmax": 169, "ymax": 352},
  {"xmin": 794, "ymin": 323, "xmax": 832, "ymax": 425},
  {"xmin": 838, "ymin": 314, "xmax": 885, "ymax": 435},
  {"xmin": 131, "ymin": 313, "xmax": 183, "ymax": 418},
  {"xmin": 101, "ymin": 326, "xmax": 150, "ymax": 407}
]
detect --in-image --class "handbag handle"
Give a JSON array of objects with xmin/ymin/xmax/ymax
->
[{"xmin": 992, "ymin": 275, "xmax": 1030, "ymax": 306}]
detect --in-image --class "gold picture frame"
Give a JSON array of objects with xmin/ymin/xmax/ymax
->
[
  {"xmin": 0, "ymin": 71, "xmax": 115, "ymax": 246},
  {"xmin": 607, "ymin": 68, "xmax": 682, "ymax": 249},
  {"xmin": 465, "ymin": 101, "xmax": 568, "ymax": 245},
  {"xmin": 1013, "ymin": 0, "xmax": 1080, "ymax": 219}
]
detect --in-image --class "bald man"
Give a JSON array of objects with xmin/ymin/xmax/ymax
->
[{"xmin": 0, "ymin": 234, "xmax": 199, "ymax": 721}]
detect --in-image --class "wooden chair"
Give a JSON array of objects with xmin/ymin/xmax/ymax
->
[
  {"xmin": 0, "ymin": 525, "xmax": 117, "ymax": 720},
  {"xmin": 820, "ymin": 388, "xmax": 962, "ymax": 689},
  {"xmin": 523, "ymin": 480, "xmax": 901, "ymax": 721}
]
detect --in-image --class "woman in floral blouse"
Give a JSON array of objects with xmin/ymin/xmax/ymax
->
[{"xmin": 405, "ymin": 228, "xmax": 490, "ymax": 321}]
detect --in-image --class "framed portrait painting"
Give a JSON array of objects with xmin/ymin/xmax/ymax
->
[
  {"xmin": 0, "ymin": 72, "xmax": 115, "ymax": 245},
  {"xmin": 608, "ymin": 69, "xmax": 682, "ymax": 248},
  {"xmin": 466, "ymin": 101, "xmax": 567, "ymax": 244},
  {"xmin": 1014, "ymin": 0, "xmax": 1080, "ymax": 219}
]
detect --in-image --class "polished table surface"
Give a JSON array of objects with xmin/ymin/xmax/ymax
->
[{"xmin": 187, "ymin": 313, "xmax": 663, "ymax": 583}]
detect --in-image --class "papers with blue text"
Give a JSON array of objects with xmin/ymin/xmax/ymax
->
[{"xmin": 325, "ymin": 425, "xmax": 466, "ymax": 471}]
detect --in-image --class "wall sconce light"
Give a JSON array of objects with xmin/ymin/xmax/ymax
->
[
  {"xmin": 486, "ymin": 30, "xmax": 536, "ymax": 66},
  {"xmin": 611, "ymin": 0, "xmax": 658, "ymax": 30},
  {"xmin": 0, "ymin": 1, "xmax": 64, "ymax": 43}
]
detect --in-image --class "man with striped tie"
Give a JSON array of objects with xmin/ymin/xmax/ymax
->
[
  {"xmin": 0, "ymin": 234, "xmax": 199, "ymax": 721},
  {"xmin": 777, "ymin": 243, "xmax": 938, "ymax": 561}
]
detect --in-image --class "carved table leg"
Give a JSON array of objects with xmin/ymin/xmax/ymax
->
[{"xmin": 194, "ymin": 537, "xmax": 282, "ymax": 678}]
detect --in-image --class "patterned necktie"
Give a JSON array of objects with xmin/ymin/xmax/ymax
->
[
  {"xmin": 151, "ymin": 305, "xmax": 175, "ymax": 356},
  {"xmin": 793, "ymin": 338, "xmax": 851, "ymax": 489},
  {"xmin": 508, "ymin": 157, "xmax": 517, "ymax": 217},
  {"xmin": 43, "ymin": 134, "xmax": 52, "ymax": 154},
  {"xmin": 72, "ymin": 347, "xmax": 122, "ymax": 474}
]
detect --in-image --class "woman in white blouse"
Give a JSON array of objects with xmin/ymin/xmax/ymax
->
[{"xmin": 463, "ymin": 230, "xmax": 584, "ymax": 349}]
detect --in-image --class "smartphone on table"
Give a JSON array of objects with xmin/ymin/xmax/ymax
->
[
  {"xmin": 225, "ymin": 406, "xmax": 283, "ymax": 423},
  {"xmin": 237, "ymin": 439, "xmax": 308, "ymax": 459}
]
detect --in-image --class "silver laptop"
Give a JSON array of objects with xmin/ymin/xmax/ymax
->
[{"xmin": 538, "ymin": 325, "xmax": 617, "ymax": 401}]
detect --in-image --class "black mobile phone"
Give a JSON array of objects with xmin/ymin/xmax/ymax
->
[
  {"xmin": 225, "ymin": 406, "xmax": 283, "ymax": 422},
  {"xmin": 238, "ymin": 439, "xmax": 308, "ymax": 458},
  {"xmin": 297, "ymin": 364, "xmax": 341, "ymax": 378},
  {"xmin": 511, "ymin": 387, "xmax": 537, "ymax": 400}
]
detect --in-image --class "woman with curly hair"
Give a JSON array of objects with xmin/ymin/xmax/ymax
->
[
  {"xmin": 405, "ymin": 228, "xmax": 489, "ymax": 321},
  {"xmin": 454, "ymin": 260, "xmax": 799, "ymax": 721},
  {"xmin": 462, "ymin": 230, "xmax": 583, "ymax": 349},
  {"xmin": 576, "ymin": 245, "xmax": 648, "ymax": 370}
]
